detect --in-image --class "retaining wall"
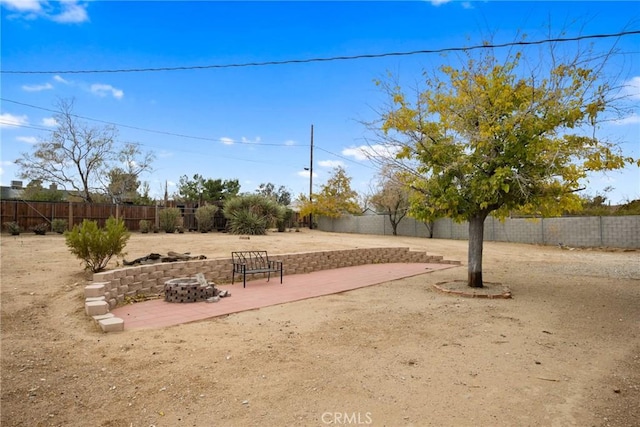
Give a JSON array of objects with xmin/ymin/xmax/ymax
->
[{"xmin": 89, "ymin": 247, "xmax": 456, "ymax": 309}]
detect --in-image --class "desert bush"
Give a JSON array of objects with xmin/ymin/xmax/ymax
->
[
  {"xmin": 51, "ymin": 218, "xmax": 68, "ymax": 234},
  {"xmin": 31, "ymin": 222, "xmax": 49, "ymax": 235},
  {"xmin": 3, "ymin": 221, "xmax": 21, "ymax": 235},
  {"xmin": 277, "ymin": 208, "xmax": 293, "ymax": 232},
  {"xmin": 159, "ymin": 207, "xmax": 181, "ymax": 233},
  {"xmin": 223, "ymin": 195, "xmax": 283, "ymax": 235},
  {"xmin": 139, "ymin": 219, "xmax": 152, "ymax": 233},
  {"xmin": 64, "ymin": 217, "xmax": 130, "ymax": 273},
  {"xmin": 195, "ymin": 204, "xmax": 218, "ymax": 232}
]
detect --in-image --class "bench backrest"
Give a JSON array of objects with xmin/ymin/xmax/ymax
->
[{"xmin": 232, "ymin": 251, "xmax": 270, "ymax": 269}]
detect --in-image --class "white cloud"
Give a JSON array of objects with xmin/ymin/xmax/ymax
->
[
  {"xmin": 343, "ymin": 144, "xmax": 400, "ymax": 161},
  {"xmin": 22, "ymin": 82, "xmax": 53, "ymax": 92},
  {"xmin": 90, "ymin": 83, "xmax": 124, "ymax": 99},
  {"xmin": 53, "ymin": 75, "xmax": 70, "ymax": 84},
  {"xmin": 623, "ymin": 76, "xmax": 640, "ymax": 100},
  {"xmin": 17, "ymin": 136, "xmax": 38, "ymax": 144},
  {"xmin": 297, "ymin": 170, "xmax": 317, "ymax": 178},
  {"xmin": 284, "ymin": 140, "xmax": 296, "ymax": 146},
  {"xmin": 430, "ymin": 0, "xmax": 451, "ymax": 5},
  {"xmin": 612, "ymin": 114, "xmax": 640, "ymax": 126},
  {"xmin": 0, "ymin": 113, "xmax": 28, "ymax": 128},
  {"xmin": 0, "ymin": 0, "xmax": 89, "ymax": 23},
  {"xmin": 42, "ymin": 117, "xmax": 57, "ymax": 127},
  {"xmin": 51, "ymin": 1, "xmax": 89, "ymax": 23},
  {"xmin": 318, "ymin": 160, "xmax": 344, "ymax": 168},
  {"xmin": 220, "ymin": 137, "xmax": 234, "ymax": 145},
  {"xmin": 0, "ymin": 0, "xmax": 42, "ymax": 12},
  {"xmin": 240, "ymin": 136, "xmax": 261, "ymax": 144}
]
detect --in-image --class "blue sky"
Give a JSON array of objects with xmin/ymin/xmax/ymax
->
[{"xmin": 1, "ymin": 1, "xmax": 639, "ymax": 204}]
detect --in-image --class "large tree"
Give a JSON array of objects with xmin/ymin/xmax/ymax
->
[
  {"xmin": 15, "ymin": 99, "xmax": 154, "ymax": 203},
  {"xmin": 176, "ymin": 174, "xmax": 240, "ymax": 203},
  {"xmin": 256, "ymin": 182, "xmax": 292, "ymax": 206},
  {"xmin": 371, "ymin": 44, "xmax": 636, "ymax": 288}
]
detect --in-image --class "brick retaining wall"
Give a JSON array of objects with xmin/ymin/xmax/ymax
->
[{"xmin": 89, "ymin": 247, "xmax": 456, "ymax": 309}]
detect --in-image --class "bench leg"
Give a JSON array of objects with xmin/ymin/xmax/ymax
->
[
  {"xmin": 280, "ymin": 268, "xmax": 283, "ymax": 284},
  {"xmin": 243, "ymin": 273, "xmax": 246, "ymax": 288}
]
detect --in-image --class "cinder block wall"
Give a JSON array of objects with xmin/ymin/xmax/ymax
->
[
  {"xmin": 318, "ymin": 215, "xmax": 640, "ymax": 248},
  {"xmin": 91, "ymin": 247, "xmax": 456, "ymax": 309}
]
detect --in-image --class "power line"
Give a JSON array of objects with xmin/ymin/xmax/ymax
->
[
  {"xmin": 3, "ymin": 30, "xmax": 638, "ymax": 75},
  {"xmin": 0, "ymin": 98, "xmax": 304, "ymax": 147}
]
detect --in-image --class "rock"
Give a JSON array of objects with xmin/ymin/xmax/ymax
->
[{"xmin": 206, "ymin": 296, "xmax": 220, "ymax": 303}]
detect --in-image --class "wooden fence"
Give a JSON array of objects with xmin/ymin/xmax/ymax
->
[
  {"xmin": 0, "ymin": 200, "xmax": 297, "ymax": 233},
  {"xmin": 0, "ymin": 200, "xmax": 163, "ymax": 232}
]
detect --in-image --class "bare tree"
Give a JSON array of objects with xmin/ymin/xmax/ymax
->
[
  {"xmin": 370, "ymin": 166, "xmax": 410, "ymax": 235},
  {"xmin": 16, "ymin": 98, "xmax": 154, "ymax": 203}
]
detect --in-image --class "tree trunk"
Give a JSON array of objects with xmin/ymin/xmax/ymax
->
[{"xmin": 468, "ymin": 213, "xmax": 488, "ymax": 288}]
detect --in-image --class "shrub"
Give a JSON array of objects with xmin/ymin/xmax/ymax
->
[
  {"xmin": 3, "ymin": 221, "xmax": 21, "ymax": 234},
  {"xmin": 159, "ymin": 207, "xmax": 181, "ymax": 233},
  {"xmin": 195, "ymin": 204, "xmax": 218, "ymax": 232},
  {"xmin": 277, "ymin": 208, "xmax": 293, "ymax": 232},
  {"xmin": 31, "ymin": 222, "xmax": 49, "ymax": 235},
  {"xmin": 51, "ymin": 218, "xmax": 68, "ymax": 234},
  {"xmin": 139, "ymin": 219, "xmax": 152, "ymax": 233},
  {"xmin": 65, "ymin": 217, "xmax": 130, "ymax": 273},
  {"xmin": 223, "ymin": 195, "xmax": 283, "ymax": 235}
]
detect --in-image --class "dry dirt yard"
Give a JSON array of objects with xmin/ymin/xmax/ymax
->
[{"xmin": 1, "ymin": 229, "xmax": 639, "ymax": 427}]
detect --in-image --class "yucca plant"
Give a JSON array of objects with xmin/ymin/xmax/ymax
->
[{"xmin": 223, "ymin": 195, "xmax": 283, "ymax": 235}]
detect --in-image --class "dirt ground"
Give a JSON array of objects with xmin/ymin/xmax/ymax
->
[{"xmin": 1, "ymin": 229, "xmax": 639, "ymax": 427}]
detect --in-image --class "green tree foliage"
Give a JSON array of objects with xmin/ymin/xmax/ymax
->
[
  {"xmin": 370, "ymin": 167, "xmax": 410, "ymax": 235},
  {"xmin": 21, "ymin": 180, "xmax": 65, "ymax": 201},
  {"xmin": 373, "ymin": 46, "xmax": 636, "ymax": 287},
  {"xmin": 16, "ymin": 99, "xmax": 154, "ymax": 203},
  {"xmin": 64, "ymin": 217, "xmax": 130, "ymax": 273},
  {"xmin": 132, "ymin": 181, "xmax": 155, "ymax": 206},
  {"xmin": 303, "ymin": 166, "xmax": 360, "ymax": 219},
  {"xmin": 223, "ymin": 194, "xmax": 284, "ymax": 235},
  {"xmin": 177, "ymin": 174, "xmax": 240, "ymax": 202},
  {"xmin": 195, "ymin": 204, "xmax": 219, "ymax": 232},
  {"xmin": 256, "ymin": 182, "xmax": 292, "ymax": 206}
]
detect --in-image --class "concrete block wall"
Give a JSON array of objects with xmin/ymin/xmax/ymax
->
[
  {"xmin": 88, "ymin": 247, "xmax": 456, "ymax": 310},
  {"xmin": 602, "ymin": 216, "xmax": 639, "ymax": 247},
  {"xmin": 318, "ymin": 215, "xmax": 640, "ymax": 248}
]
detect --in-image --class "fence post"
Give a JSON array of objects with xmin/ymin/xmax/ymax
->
[
  {"xmin": 68, "ymin": 201, "xmax": 73, "ymax": 228},
  {"xmin": 155, "ymin": 202, "xmax": 159, "ymax": 229}
]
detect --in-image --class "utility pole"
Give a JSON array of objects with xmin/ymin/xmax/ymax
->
[{"xmin": 309, "ymin": 124, "xmax": 314, "ymax": 229}]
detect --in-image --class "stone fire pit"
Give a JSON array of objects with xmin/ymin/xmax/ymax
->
[{"xmin": 164, "ymin": 277, "xmax": 216, "ymax": 303}]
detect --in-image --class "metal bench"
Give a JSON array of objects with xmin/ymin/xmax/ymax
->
[{"xmin": 231, "ymin": 251, "xmax": 283, "ymax": 288}]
